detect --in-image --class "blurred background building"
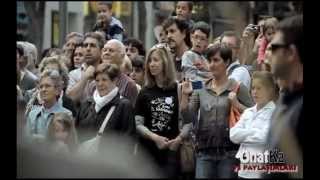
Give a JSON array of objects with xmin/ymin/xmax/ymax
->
[{"xmin": 17, "ymin": 1, "xmax": 302, "ymax": 53}]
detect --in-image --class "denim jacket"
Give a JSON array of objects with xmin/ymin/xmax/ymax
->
[{"xmin": 25, "ymin": 102, "xmax": 72, "ymax": 138}]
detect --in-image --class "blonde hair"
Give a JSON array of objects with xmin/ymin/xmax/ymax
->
[
  {"xmin": 47, "ymin": 112, "xmax": 78, "ymax": 152},
  {"xmin": 38, "ymin": 55, "xmax": 69, "ymax": 89},
  {"xmin": 252, "ymin": 71, "xmax": 279, "ymax": 101},
  {"xmin": 144, "ymin": 44, "xmax": 177, "ymax": 89},
  {"xmin": 262, "ymin": 17, "xmax": 279, "ymax": 35}
]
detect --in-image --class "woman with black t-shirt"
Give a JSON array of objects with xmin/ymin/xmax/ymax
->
[{"xmin": 135, "ymin": 43, "xmax": 190, "ymax": 178}]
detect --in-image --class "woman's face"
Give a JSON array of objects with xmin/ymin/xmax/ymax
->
[
  {"xmin": 39, "ymin": 77, "xmax": 60, "ymax": 105},
  {"xmin": 53, "ymin": 120, "xmax": 68, "ymax": 142},
  {"xmin": 208, "ymin": 51, "xmax": 228, "ymax": 78},
  {"xmin": 148, "ymin": 51, "xmax": 164, "ymax": 77},
  {"xmin": 95, "ymin": 73, "xmax": 115, "ymax": 97},
  {"xmin": 251, "ymin": 79, "xmax": 272, "ymax": 106},
  {"xmin": 73, "ymin": 47, "xmax": 85, "ymax": 68}
]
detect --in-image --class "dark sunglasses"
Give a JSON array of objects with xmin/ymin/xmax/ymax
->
[{"xmin": 270, "ymin": 43, "xmax": 289, "ymax": 52}]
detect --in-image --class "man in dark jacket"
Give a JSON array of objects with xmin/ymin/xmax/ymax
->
[{"xmin": 265, "ymin": 14, "xmax": 303, "ymax": 178}]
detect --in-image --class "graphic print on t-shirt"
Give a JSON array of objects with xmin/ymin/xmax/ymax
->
[{"xmin": 150, "ymin": 96, "xmax": 175, "ymax": 132}]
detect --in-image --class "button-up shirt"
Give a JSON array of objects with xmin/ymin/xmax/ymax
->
[{"xmin": 25, "ymin": 102, "xmax": 72, "ymax": 138}]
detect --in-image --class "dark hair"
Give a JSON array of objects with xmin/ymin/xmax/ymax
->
[
  {"xmin": 94, "ymin": 63, "xmax": 120, "ymax": 81},
  {"xmin": 191, "ymin": 21, "xmax": 211, "ymax": 38},
  {"xmin": 162, "ymin": 17, "xmax": 192, "ymax": 48},
  {"xmin": 131, "ymin": 56, "xmax": 145, "ymax": 70},
  {"xmin": 84, "ymin": 32, "xmax": 106, "ymax": 49},
  {"xmin": 277, "ymin": 15, "xmax": 303, "ymax": 64},
  {"xmin": 220, "ymin": 31, "xmax": 241, "ymax": 48},
  {"xmin": 123, "ymin": 38, "xmax": 146, "ymax": 56},
  {"xmin": 17, "ymin": 44, "xmax": 24, "ymax": 57},
  {"xmin": 70, "ymin": 43, "xmax": 84, "ymax": 67},
  {"xmin": 97, "ymin": 1, "xmax": 112, "ymax": 10},
  {"xmin": 206, "ymin": 43, "xmax": 232, "ymax": 66}
]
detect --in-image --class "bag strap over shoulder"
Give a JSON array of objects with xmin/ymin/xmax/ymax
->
[{"xmin": 97, "ymin": 106, "xmax": 116, "ymax": 135}]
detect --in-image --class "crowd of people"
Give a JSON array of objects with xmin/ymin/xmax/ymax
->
[{"xmin": 17, "ymin": 1, "xmax": 303, "ymax": 178}]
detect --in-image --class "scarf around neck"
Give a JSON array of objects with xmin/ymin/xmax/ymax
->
[{"xmin": 93, "ymin": 87, "xmax": 119, "ymax": 113}]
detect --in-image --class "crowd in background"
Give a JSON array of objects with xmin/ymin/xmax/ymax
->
[{"xmin": 17, "ymin": 1, "xmax": 303, "ymax": 178}]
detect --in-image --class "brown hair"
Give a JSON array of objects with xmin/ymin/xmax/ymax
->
[
  {"xmin": 144, "ymin": 44, "xmax": 177, "ymax": 90},
  {"xmin": 262, "ymin": 17, "xmax": 279, "ymax": 35},
  {"xmin": 47, "ymin": 112, "xmax": 78, "ymax": 152},
  {"xmin": 94, "ymin": 63, "xmax": 120, "ymax": 81}
]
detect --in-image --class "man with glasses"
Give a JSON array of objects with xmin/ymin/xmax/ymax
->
[
  {"xmin": 265, "ymin": 15, "xmax": 303, "ymax": 178},
  {"xmin": 221, "ymin": 31, "xmax": 251, "ymax": 89}
]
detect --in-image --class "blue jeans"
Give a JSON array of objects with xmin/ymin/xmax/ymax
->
[{"xmin": 195, "ymin": 150, "xmax": 239, "ymax": 178}]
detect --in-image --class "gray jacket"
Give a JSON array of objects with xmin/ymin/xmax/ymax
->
[{"xmin": 181, "ymin": 78, "xmax": 254, "ymax": 150}]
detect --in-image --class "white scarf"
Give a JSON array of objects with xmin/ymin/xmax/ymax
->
[{"xmin": 93, "ymin": 87, "xmax": 119, "ymax": 113}]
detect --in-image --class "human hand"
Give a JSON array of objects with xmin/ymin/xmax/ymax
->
[
  {"xmin": 228, "ymin": 91, "xmax": 240, "ymax": 107},
  {"xmin": 152, "ymin": 134, "xmax": 169, "ymax": 150},
  {"xmin": 167, "ymin": 136, "xmax": 182, "ymax": 151},
  {"xmin": 181, "ymin": 78, "xmax": 193, "ymax": 96},
  {"xmin": 84, "ymin": 65, "xmax": 95, "ymax": 80}
]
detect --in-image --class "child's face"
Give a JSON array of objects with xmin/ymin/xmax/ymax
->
[
  {"xmin": 53, "ymin": 121, "xmax": 68, "ymax": 142},
  {"xmin": 191, "ymin": 30, "xmax": 208, "ymax": 54},
  {"xmin": 97, "ymin": 4, "xmax": 112, "ymax": 25},
  {"xmin": 264, "ymin": 28, "xmax": 276, "ymax": 43}
]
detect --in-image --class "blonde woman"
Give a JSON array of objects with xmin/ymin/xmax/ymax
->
[
  {"xmin": 135, "ymin": 43, "xmax": 190, "ymax": 178},
  {"xmin": 230, "ymin": 71, "xmax": 278, "ymax": 178}
]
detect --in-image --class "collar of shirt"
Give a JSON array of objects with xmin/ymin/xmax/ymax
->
[
  {"xmin": 249, "ymin": 101, "xmax": 276, "ymax": 114},
  {"xmin": 20, "ymin": 70, "xmax": 26, "ymax": 81},
  {"xmin": 41, "ymin": 101, "xmax": 61, "ymax": 115},
  {"xmin": 204, "ymin": 78, "xmax": 237, "ymax": 94}
]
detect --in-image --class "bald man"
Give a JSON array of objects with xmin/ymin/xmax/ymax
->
[{"xmin": 101, "ymin": 39, "xmax": 138, "ymax": 106}]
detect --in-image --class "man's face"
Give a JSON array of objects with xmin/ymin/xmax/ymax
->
[
  {"xmin": 101, "ymin": 41, "xmax": 123, "ymax": 67},
  {"xmin": 221, "ymin": 36, "xmax": 239, "ymax": 60},
  {"xmin": 97, "ymin": 4, "xmax": 112, "ymax": 27},
  {"xmin": 270, "ymin": 31, "xmax": 291, "ymax": 80},
  {"xmin": 191, "ymin": 30, "xmax": 208, "ymax": 54},
  {"xmin": 176, "ymin": 2, "xmax": 191, "ymax": 20},
  {"xmin": 166, "ymin": 23, "xmax": 186, "ymax": 50},
  {"xmin": 83, "ymin": 37, "xmax": 101, "ymax": 66},
  {"xmin": 125, "ymin": 44, "xmax": 139, "ymax": 61}
]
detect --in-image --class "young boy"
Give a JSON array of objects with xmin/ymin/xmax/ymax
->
[
  {"xmin": 93, "ymin": 1, "xmax": 124, "ymax": 41},
  {"xmin": 182, "ymin": 21, "xmax": 211, "ymax": 82}
]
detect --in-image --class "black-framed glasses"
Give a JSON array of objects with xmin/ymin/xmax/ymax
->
[{"xmin": 270, "ymin": 43, "xmax": 289, "ymax": 52}]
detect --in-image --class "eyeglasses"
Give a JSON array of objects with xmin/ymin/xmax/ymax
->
[
  {"xmin": 270, "ymin": 43, "xmax": 289, "ymax": 52},
  {"xmin": 192, "ymin": 35, "xmax": 208, "ymax": 42}
]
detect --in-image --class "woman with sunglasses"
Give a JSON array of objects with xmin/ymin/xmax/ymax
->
[{"xmin": 135, "ymin": 43, "xmax": 191, "ymax": 178}]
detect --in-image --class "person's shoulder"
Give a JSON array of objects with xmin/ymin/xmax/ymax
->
[
  {"xmin": 69, "ymin": 68, "xmax": 80, "ymax": 76},
  {"xmin": 110, "ymin": 17, "xmax": 123, "ymax": 29},
  {"xmin": 28, "ymin": 105, "xmax": 42, "ymax": 118},
  {"xmin": 25, "ymin": 70, "xmax": 39, "ymax": 81}
]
